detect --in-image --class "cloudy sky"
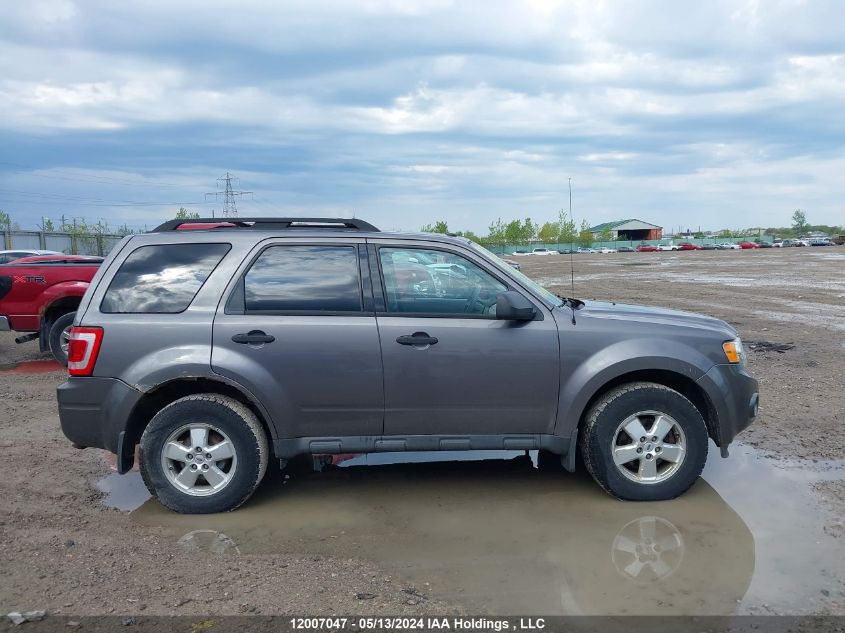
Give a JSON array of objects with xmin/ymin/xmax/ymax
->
[{"xmin": 1, "ymin": 0, "xmax": 844, "ymax": 234}]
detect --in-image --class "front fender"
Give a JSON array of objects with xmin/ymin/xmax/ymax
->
[
  {"xmin": 554, "ymin": 337, "xmax": 715, "ymax": 437},
  {"xmin": 38, "ymin": 281, "xmax": 89, "ymax": 316}
]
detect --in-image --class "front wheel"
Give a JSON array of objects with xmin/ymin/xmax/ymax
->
[
  {"xmin": 139, "ymin": 394, "xmax": 269, "ymax": 513},
  {"xmin": 580, "ymin": 382, "xmax": 708, "ymax": 501}
]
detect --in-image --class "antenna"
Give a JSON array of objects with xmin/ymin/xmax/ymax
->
[
  {"xmin": 568, "ymin": 177, "xmax": 577, "ymax": 325},
  {"xmin": 568, "ymin": 177, "xmax": 575, "ymax": 298},
  {"xmin": 205, "ymin": 172, "xmax": 253, "ymax": 218}
]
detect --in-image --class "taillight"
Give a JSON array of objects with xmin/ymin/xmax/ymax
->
[{"xmin": 67, "ymin": 326, "xmax": 104, "ymax": 376}]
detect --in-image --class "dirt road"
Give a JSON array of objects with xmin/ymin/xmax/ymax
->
[{"xmin": 1, "ymin": 247, "xmax": 843, "ymax": 618}]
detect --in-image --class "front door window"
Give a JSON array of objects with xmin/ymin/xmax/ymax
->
[{"xmin": 378, "ymin": 247, "xmax": 507, "ymax": 316}]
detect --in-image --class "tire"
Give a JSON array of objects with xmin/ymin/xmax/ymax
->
[
  {"xmin": 48, "ymin": 312, "xmax": 76, "ymax": 366},
  {"xmin": 580, "ymin": 382, "xmax": 708, "ymax": 501},
  {"xmin": 139, "ymin": 394, "xmax": 269, "ymax": 514}
]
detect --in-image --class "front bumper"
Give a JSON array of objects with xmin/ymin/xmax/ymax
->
[
  {"xmin": 57, "ymin": 377, "xmax": 143, "ymax": 458},
  {"xmin": 696, "ymin": 363, "xmax": 759, "ymax": 450}
]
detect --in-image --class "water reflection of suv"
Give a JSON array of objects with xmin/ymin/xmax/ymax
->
[{"xmin": 57, "ymin": 218, "xmax": 758, "ymax": 513}]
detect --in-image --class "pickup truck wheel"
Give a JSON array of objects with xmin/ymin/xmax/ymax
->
[
  {"xmin": 580, "ymin": 382, "xmax": 708, "ymax": 501},
  {"xmin": 139, "ymin": 394, "xmax": 269, "ymax": 514},
  {"xmin": 48, "ymin": 312, "xmax": 76, "ymax": 366}
]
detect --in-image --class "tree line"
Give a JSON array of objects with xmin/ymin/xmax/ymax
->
[
  {"xmin": 421, "ymin": 208, "xmax": 843, "ymax": 247},
  {"xmin": 422, "ymin": 210, "xmax": 597, "ymax": 249},
  {"xmin": 0, "ymin": 207, "xmax": 839, "ymax": 243}
]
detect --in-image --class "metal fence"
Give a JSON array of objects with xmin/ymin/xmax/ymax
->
[{"xmin": 2, "ymin": 230, "xmax": 125, "ymax": 256}]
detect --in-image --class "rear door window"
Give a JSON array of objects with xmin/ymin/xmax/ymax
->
[
  {"xmin": 243, "ymin": 245, "xmax": 362, "ymax": 313},
  {"xmin": 101, "ymin": 243, "xmax": 230, "ymax": 313}
]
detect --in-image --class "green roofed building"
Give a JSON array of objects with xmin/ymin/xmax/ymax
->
[{"xmin": 589, "ymin": 219, "xmax": 663, "ymax": 241}]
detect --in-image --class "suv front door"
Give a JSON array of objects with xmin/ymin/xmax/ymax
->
[
  {"xmin": 371, "ymin": 241, "xmax": 560, "ymax": 436},
  {"xmin": 212, "ymin": 239, "xmax": 384, "ymax": 439}
]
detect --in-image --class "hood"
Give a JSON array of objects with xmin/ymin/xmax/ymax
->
[{"xmin": 576, "ymin": 300, "xmax": 737, "ymax": 338}]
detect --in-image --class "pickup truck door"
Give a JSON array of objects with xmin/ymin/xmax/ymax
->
[{"xmin": 369, "ymin": 241, "xmax": 560, "ymax": 436}]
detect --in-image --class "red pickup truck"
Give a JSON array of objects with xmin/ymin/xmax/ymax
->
[{"xmin": 0, "ymin": 255, "xmax": 103, "ymax": 364}]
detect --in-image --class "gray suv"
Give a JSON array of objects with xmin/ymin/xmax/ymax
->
[{"xmin": 57, "ymin": 218, "xmax": 758, "ymax": 513}]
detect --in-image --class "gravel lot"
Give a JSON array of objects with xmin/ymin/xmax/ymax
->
[{"xmin": 1, "ymin": 247, "xmax": 843, "ymax": 618}]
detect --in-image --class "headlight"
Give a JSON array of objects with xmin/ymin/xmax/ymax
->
[{"xmin": 722, "ymin": 338, "xmax": 746, "ymax": 365}]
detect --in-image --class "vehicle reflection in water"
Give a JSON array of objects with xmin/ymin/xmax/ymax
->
[
  {"xmin": 176, "ymin": 529, "xmax": 241, "ymax": 556},
  {"xmin": 611, "ymin": 516, "xmax": 684, "ymax": 584},
  {"xmin": 130, "ymin": 450, "xmax": 756, "ymax": 615}
]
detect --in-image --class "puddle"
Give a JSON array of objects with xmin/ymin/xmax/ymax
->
[
  {"xmin": 0, "ymin": 359, "xmax": 62, "ymax": 374},
  {"xmin": 96, "ymin": 443, "xmax": 844, "ymax": 615},
  {"xmin": 94, "ymin": 470, "xmax": 151, "ymax": 511},
  {"xmin": 753, "ymin": 307, "xmax": 845, "ymax": 332}
]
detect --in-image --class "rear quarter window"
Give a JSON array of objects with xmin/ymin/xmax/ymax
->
[{"xmin": 100, "ymin": 243, "xmax": 230, "ymax": 313}]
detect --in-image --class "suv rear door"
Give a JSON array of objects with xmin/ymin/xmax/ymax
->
[
  {"xmin": 370, "ymin": 239, "xmax": 560, "ymax": 436},
  {"xmin": 211, "ymin": 238, "xmax": 384, "ymax": 439}
]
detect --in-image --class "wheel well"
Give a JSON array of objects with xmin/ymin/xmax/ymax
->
[
  {"xmin": 124, "ymin": 378, "xmax": 274, "ymax": 451},
  {"xmin": 43, "ymin": 297, "xmax": 81, "ymax": 327},
  {"xmin": 581, "ymin": 369, "xmax": 721, "ymax": 444}
]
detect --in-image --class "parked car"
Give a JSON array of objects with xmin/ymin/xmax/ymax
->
[
  {"xmin": 772, "ymin": 239, "xmax": 784, "ymax": 248},
  {"xmin": 717, "ymin": 243, "xmax": 740, "ymax": 250},
  {"xmin": 756, "ymin": 241, "xmax": 773, "ymax": 248},
  {"xmin": 0, "ymin": 249, "xmax": 62, "ymax": 265},
  {"xmin": 577, "ymin": 247, "xmax": 597, "ymax": 253},
  {"xmin": 636, "ymin": 244, "xmax": 658, "ymax": 252},
  {"xmin": 0, "ymin": 255, "xmax": 103, "ymax": 364},
  {"xmin": 557, "ymin": 248, "xmax": 576, "ymax": 254},
  {"xmin": 779, "ymin": 239, "xmax": 796, "ymax": 247},
  {"xmin": 510, "ymin": 250, "xmax": 530, "ymax": 256},
  {"xmin": 794, "ymin": 239, "xmax": 810, "ymax": 247},
  {"xmin": 808, "ymin": 238, "xmax": 832, "ymax": 246},
  {"xmin": 57, "ymin": 217, "xmax": 758, "ymax": 513},
  {"xmin": 701, "ymin": 243, "xmax": 718, "ymax": 250},
  {"xmin": 617, "ymin": 246, "xmax": 635, "ymax": 253},
  {"xmin": 656, "ymin": 243, "xmax": 678, "ymax": 251},
  {"xmin": 596, "ymin": 247, "xmax": 617, "ymax": 254},
  {"xmin": 503, "ymin": 260, "xmax": 521, "ymax": 270},
  {"xmin": 738, "ymin": 242, "xmax": 760, "ymax": 249},
  {"xmin": 677, "ymin": 243, "xmax": 703, "ymax": 251},
  {"xmin": 531, "ymin": 248, "xmax": 555, "ymax": 255}
]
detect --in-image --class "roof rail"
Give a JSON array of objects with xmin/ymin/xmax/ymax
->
[{"xmin": 151, "ymin": 217, "xmax": 380, "ymax": 232}]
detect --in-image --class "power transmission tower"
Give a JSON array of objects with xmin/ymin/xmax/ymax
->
[{"xmin": 205, "ymin": 172, "xmax": 252, "ymax": 218}]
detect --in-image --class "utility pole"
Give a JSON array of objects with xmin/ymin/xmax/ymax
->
[{"xmin": 205, "ymin": 172, "xmax": 252, "ymax": 218}]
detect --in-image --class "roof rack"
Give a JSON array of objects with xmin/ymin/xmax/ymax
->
[{"xmin": 151, "ymin": 217, "xmax": 380, "ymax": 232}]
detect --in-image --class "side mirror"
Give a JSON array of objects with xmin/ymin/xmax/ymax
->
[{"xmin": 496, "ymin": 291, "xmax": 536, "ymax": 321}]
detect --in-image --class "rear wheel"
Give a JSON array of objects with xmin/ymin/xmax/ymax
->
[
  {"xmin": 139, "ymin": 394, "xmax": 269, "ymax": 514},
  {"xmin": 580, "ymin": 382, "xmax": 708, "ymax": 501},
  {"xmin": 48, "ymin": 312, "xmax": 75, "ymax": 366}
]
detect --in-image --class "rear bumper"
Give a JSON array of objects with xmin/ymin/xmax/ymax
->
[
  {"xmin": 0, "ymin": 316, "xmax": 9, "ymax": 331},
  {"xmin": 696, "ymin": 363, "xmax": 759, "ymax": 449},
  {"xmin": 57, "ymin": 377, "xmax": 143, "ymax": 455}
]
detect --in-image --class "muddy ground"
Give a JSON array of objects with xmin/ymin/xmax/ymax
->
[{"xmin": 1, "ymin": 247, "xmax": 843, "ymax": 619}]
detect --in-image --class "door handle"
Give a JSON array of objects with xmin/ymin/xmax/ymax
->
[
  {"xmin": 396, "ymin": 332, "xmax": 438, "ymax": 347},
  {"xmin": 232, "ymin": 330, "xmax": 275, "ymax": 345}
]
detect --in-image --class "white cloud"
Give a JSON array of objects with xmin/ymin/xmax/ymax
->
[{"xmin": 1, "ymin": 0, "xmax": 844, "ymax": 231}]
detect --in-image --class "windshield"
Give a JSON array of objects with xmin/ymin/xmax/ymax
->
[{"xmin": 469, "ymin": 242, "xmax": 563, "ymax": 306}]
